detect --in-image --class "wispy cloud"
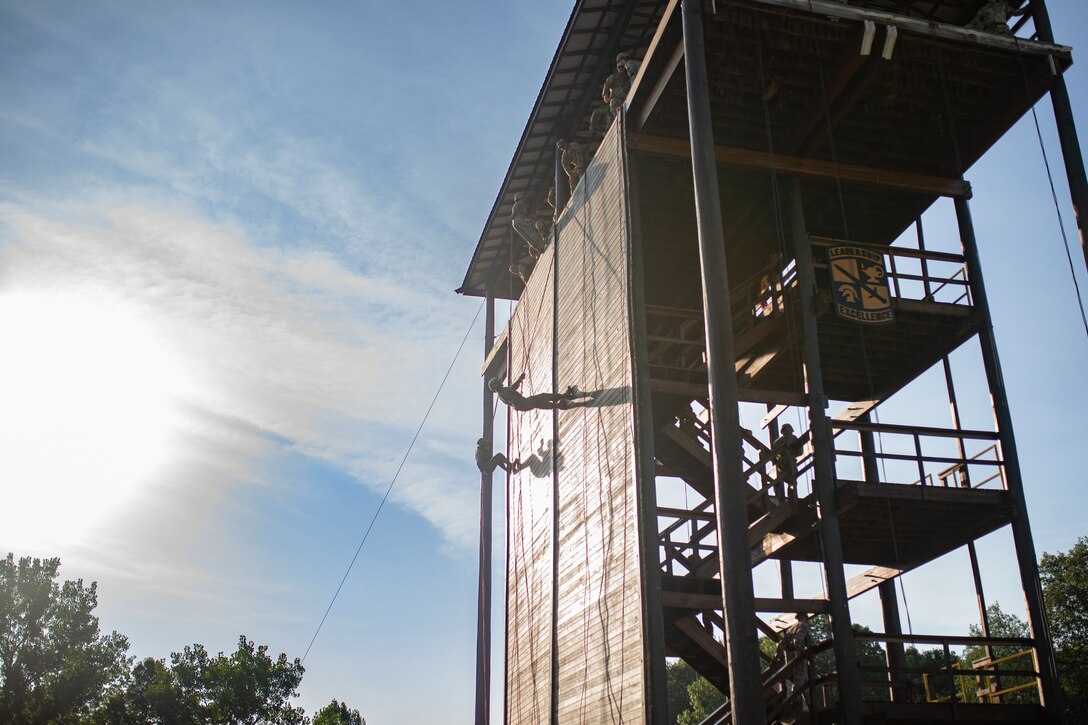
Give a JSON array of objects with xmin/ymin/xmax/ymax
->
[{"xmin": 0, "ymin": 203, "xmax": 483, "ymax": 552}]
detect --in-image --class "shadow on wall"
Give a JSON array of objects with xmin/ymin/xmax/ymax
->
[{"xmin": 520, "ymin": 437, "xmax": 562, "ymax": 479}]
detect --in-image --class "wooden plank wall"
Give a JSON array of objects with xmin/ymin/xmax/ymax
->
[
  {"xmin": 553, "ymin": 122, "xmax": 646, "ymax": 723},
  {"xmin": 504, "ymin": 121, "xmax": 645, "ymax": 724},
  {"xmin": 505, "ymin": 241, "xmax": 555, "ymax": 723}
]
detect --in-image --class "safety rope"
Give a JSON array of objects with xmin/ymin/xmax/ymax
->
[
  {"xmin": 1013, "ymin": 39, "xmax": 1088, "ymax": 339},
  {"xmin": 303, "ymin": 300, "xmax": 483, "ymax": 663}
]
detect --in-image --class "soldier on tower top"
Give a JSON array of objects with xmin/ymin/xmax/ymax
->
[{"xmin": 966, "ymin": 0, "xmax": 1026, "ymax": 35}]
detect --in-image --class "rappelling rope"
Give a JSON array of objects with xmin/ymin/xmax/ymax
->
[{"xmin": 1012, "ymin": 38, "xmax": 1088, "ymax": 339}]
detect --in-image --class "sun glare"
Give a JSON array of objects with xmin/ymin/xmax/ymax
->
[{"xmin": 0, "ymin": 290, "xmax": 190, "ymax": 548}]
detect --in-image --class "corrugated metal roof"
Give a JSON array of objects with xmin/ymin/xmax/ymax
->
[{"xmin": 458, "ymin": 0, "xmax": 670, "ymax": 299}]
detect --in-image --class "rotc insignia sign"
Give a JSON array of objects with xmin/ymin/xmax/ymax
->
[{"xmin": 828, "ymin": 246, "xmax": 895, "ymax": 325}]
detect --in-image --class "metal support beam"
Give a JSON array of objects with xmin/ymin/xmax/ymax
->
[
  {"xmin": 1030, "ymin": 0, "xmax": 1088, "ymax": 276},
  {"xmin": 954, "ymin": 197, "xmax": 1063, "ymax": 716},
  {"xmin": 474, "ymin": 294, "xmax": 496, "ymax": 725},
  {"xmin": 680, "ymin": 2, "xmax": 764, "ymax": 721},
  {"xmin": 788, "ymin": 179, "xmax": 864, "ymax": 725}
]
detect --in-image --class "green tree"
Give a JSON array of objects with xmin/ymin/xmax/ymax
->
[
  {"xmin": 963, "ymin": 602, "xmax": 1035, "ymax": 704},
  {"xmin": 1041, "ymin": 537, "xmax": 1088, "ymax": 725},
  {"xmin": 0, "ymin": 554, "xmax": 130, "ymax": 725},
  {"xmin": 312, "ymin": 698, "xmax": 366, "ymax": 725},
  {"xmin": 170, "ymin": 637, "xmax": 306, "ymax": 724},
  {"xmin": 676, "ymin": 675, "xmax": 725, "ymax": 725},
  {"xmin": 665, "ymin": 659, "xmax": 698, "ymax": 724},
  {"xmin": 96, "ymin": 657, "xmax": 200, "ymax": 724}
]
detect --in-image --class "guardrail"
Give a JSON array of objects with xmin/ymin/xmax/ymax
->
[{"xmin": 829, "ymin": 419, "xmax": 1006, "ymax": 490}]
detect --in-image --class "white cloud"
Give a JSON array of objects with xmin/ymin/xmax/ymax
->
[{"xmin": 0, "ymin": 204, "xmax": 484, "ymax": 555}]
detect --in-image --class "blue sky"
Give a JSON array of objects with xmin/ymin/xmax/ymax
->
[{"xmin": 1, "ymin": 1, "xmax": 1086, "ymax": 723}]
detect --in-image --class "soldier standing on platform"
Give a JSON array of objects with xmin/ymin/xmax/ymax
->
[
  {"xmin": 771, "ymin": 423, "xmax": 802, "ymax": 498},
  {"xmin": 511, "ymin": 192, "xmax": 547, "ymax": 256},
  {"xmin": 617, "ymin": 50, "xmax": 640, "ymax": 81},
  {"xmin": 556, "ymin": 139, "xmax": 587, "ymax": 194},
  {"xmin": 601, "ymin": 53, "xmax": 633, "ymax": 117},
  {"xmin": 966, "ymin": 0, "xmax": 1026, "ymax": 35}
]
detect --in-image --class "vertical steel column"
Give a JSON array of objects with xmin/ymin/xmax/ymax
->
[
  {"xmin": 680, "ymin": 1, "xmax": 764, "ymax": 721},
  {"xmin": 1030, "ymin": 0, "xmax": 1088, "ymax": 274},
  {"xmin": 859, "ymin": 416, "xmax": 907, "ymax": 702},
  {"xmin": 787, "ymin": 180, "xmax": 863, "ymax": 725},
  {"xmin": 474, "ymin": 293, "xmax": 496, "ymax": 725},
  {"xmin": 955, "ymin": 197, "xmax": 1062, "ymax": 712}
]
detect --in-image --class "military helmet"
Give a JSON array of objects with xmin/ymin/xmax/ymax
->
[
  {"xmin": 781, "ymin": 423, "xmax": 794, "ymax": 435},
  {"xmin": 616, "ymin": 51, "xmax": 631, "ymax": 63}
]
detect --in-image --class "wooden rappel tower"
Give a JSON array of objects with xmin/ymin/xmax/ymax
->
[{"xmin": 459, "ymin": 1, "xmax": 1086, "ymax": 723}]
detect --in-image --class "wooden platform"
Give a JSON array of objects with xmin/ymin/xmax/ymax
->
[{"xmin": 773, "ymin": 481, "xmax": 1013, "ymax": 568}]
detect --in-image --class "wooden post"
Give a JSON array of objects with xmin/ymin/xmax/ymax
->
[
  {"xmin": 1030, "ymin": 0, "xmax": 1088, "ymax": 275},
  {"xmin": 954, "ymin": 197, "xmax": 1062, "ymax": 715},
  {"xmin": 788, "ymin": 179, "xmax": 864, "ymax": 725},
  {"xmin": 680, "ymin": 1, "xmax": 765, "ymax": 721},
  {"xmin": 474, "ymin": 293, "xmax": 496, "ymax": 725},
  {"xmin": 859, "ymin": 415, "xmax": 908, "ymax": 702}
]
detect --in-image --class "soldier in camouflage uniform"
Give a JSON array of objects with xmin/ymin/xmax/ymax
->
[
  {"xmin": 601, "ymin": 53, "xmax": 633, "ymax": 117},
  {"xmin": 774, "ymin": 615, "xmax": 812, "ymax": 716},
  {"xmin": 617, "ymin": 50, "xmax": 640, "ymax": 81},
  {"xmin": 966, "ymin": 0, "xmax": 1026, "ymax": 35},
  {"xmin": 475, "ymin": 437, "xmax": 521, "ymax": 475},
  {"xmin": 589, "ymin": 101, "xmax": 612, "ymax": 140},
  {"xmin": 556, "ymin": 139, "xmax": 587, "ymax": 194},
  {"xmin": 771, "ymin": 423, "xmax": 802, "ymax": 498},
  {"xmin": 511, "ymin": 192, "xmax": 547, "ymax": 256},
  {"xmin": 488, "ymin": 373, "xmax": 589, "ymax": 412}
]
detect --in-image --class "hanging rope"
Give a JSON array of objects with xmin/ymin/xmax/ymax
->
[
  {"xmin": 1013, "ymin": 39, "xmax": 1088, "ymax": 339},
  {"xmin": 303, "ymin": 300, "xmax": 484, "ymax": 663}
]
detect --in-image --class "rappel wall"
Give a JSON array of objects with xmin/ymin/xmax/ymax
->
[
  {"xmin": 504, "ymin": 120, "xmax": 647, "ymax": 724},
  {"xmin": 553, "ymin": 123, "xmax": 645, "ymax": 723},
  {"xmin": 504, "ymin": 241, "xmax": 555, "ymax": 723}
]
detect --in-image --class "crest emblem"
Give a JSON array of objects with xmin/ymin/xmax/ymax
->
[{"xmin": 827, "ymin": 246, "xmax": 894, "ymax": 325}]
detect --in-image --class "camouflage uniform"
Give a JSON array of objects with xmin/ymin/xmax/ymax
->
[
  {"xmin": 775, "ymin": 619, "xmax": 811, "ymax": 712},
  {"xmin": 557, "ymin": 140, "xmax": 587, "ymax": 194},
  {"xmin": 476, "ymin": 438, "xmax": 519, "ymax": 475},
  {"xmin": 488, "ymin": 374, "xmax": 584, "ymax": 412},
  {"xmin": 602, "ymin": 67, "xmax": 632, "ymax": 116},
  {"xmin": 771, "ymin": 424, "xmax": 801, "ymax": 498},
  {"xmin": 966, "ymin": 0, "xmax": 1024, "ymax": 34},
  {"xmin": 511, "ymin": 192, "xmax": 546, "ymax": 256},
  {"xmin": 617, "ymin": 51, "xmax": 640, "ymax": 81},
  {"xmin": 589, "ymin": 102, "xmax": 612, "ymax": 139}
]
